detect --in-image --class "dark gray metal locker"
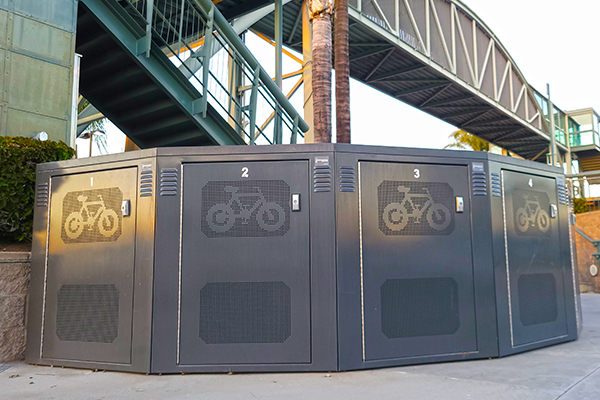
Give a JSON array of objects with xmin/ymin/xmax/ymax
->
[
  {"xmin": 501, "ymin": 170, "xmax": 568, "ymax": 346},
  {"xmin": 179, "ymin": 161, "xmax": 311, "ymax": 365},
  {"xmin": 359, "ymin": 162, "xmax": 477, "ymax": 361},
  {"xmin": 42, "ymin": 168, "xmax": 137, "ymax": 364}
]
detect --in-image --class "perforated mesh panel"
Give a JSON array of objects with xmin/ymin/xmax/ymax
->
[
  {"xmin": 56, "ymin": 284, "xmax": 119, "ymax": 343},
  {"xmin": 199, "ymin": 282, "xmax": 291, "ymax": 344},
  {"xmin": 512, "ymin": 189, "xmax": 551, "ymax": 236},
  {"xmin": 61, "ymin": 188, "xmax": 123, "ymax": 243},
  {"xmin": 201, "ymin": 180, "xmax": 290, "ymax": 238},
  {"xmin": 381, "ymin": 278, "xmax": 460, "ymax": 339},
  {"xmin": 378, "ymin": 181, "xmax": 455, "ymax": 235},
  {"xmin": 518, "ymin": 274, "xmax": 558, "ymax": 326}
]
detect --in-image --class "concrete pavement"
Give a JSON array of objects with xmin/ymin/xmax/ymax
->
[{"xmin": 2, "ymin": 294, "xmax": 599, "ymax": 400}]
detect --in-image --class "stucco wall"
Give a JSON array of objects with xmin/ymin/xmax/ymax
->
[
  {"xmin": 574, "ymin": 210, "xmax": 600, "ymax": 293},
  {"xmin": 0, "ymin": 252, "xmax": 30, "ymax": 362}
]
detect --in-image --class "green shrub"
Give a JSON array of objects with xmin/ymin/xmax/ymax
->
[
  {"xmin": 573, "ymin": 197, "xmax": 588, "ymax": 214},
  {"xmin": 0, "ymin": 137, "xmax": 75, "ymax": 242}
]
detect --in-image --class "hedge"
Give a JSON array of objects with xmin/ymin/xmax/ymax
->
[
  {"xmin": 0, "ymin": 137, "xmax": 75, "ymax": 242},
  {"xmin": 573, "ymin": 197, "xmax": 588, "ymax": 214}
]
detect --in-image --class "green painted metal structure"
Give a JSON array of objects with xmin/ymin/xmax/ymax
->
[{"xmin": 77, "ymin": 0, "xmax": 307, "ymax": 148}]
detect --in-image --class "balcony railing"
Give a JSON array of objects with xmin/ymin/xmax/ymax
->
[{"xmin": 570, "ymin": 130, "xmax": 600, "ymax": 148}]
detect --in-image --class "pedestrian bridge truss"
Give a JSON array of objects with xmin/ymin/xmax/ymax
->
[{"xmin": 253, "ymin": 0, "xmax": 563, "ymax": 159}]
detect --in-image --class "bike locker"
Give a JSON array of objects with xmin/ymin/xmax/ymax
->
[
  {"xmin": 489, "ymin": 162, "xmax": 579, "ymax": 357},
  {"xmin": 175, "ymin": 161, "xmax": 311, "ymax": 365},
  {"xmin": 36, "ymin": 168, "xmax": 138, "ymax": 364}
]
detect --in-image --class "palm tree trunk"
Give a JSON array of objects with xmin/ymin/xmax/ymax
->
[
  {"xmin": 309, "ymin": 0, "xmax": 333, "ymax": 143},
  {"xmin": 334, "ymin": 0, "xmax": 350, "ymax": 143}
]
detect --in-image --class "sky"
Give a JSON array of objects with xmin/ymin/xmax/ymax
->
[{"xmin": 84, "ymin": 0, "xmax": 600, "ymax": 156}]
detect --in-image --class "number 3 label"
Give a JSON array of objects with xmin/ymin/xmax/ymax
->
[
  {"xmin": 241, "ymin": 167, "xmax": 249, "ymax": 178},
  {"xmin": 414, "ymin": 168, "xmax": 420, "ymax": 179}
]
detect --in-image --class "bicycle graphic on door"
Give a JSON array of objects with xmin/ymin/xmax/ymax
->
[
  {"xmin": 383, "ymin": 185, "xmax": 451, "ymax": 232},
  {"xmin": 207, "ymin": 186, "xmax": 285, "ymax": 233},
  {"xmin": 515, "ymin": 194, "xmax": 550, "ymax": 233},
  {"xmin": 64, "ymin": 194, "xmax": 120, "ymax": 239}
]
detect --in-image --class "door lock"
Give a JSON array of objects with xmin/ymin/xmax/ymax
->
[
  {"xmin": 121, "ymin": 200, "xmax": 131, "ymax": 217},
  {"xmin": 291, "ymin": 194, "xmax": 301, "ymax": 211},
  {"xmin": 455, "ymin": 197, "xmax": 464, "ymax": 213},
  {"xmin": 550, "ymin": 204, "xmax": 557, "ymax": 218}
]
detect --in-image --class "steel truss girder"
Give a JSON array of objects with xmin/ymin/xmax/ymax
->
[
  {"xmin": 347, "ymin": 2, "xmax": 566, "ymax": 156},
  {"xmin": 422, "ymin": 93, "xmax": 473, "ymax": 108},
  {"xmin": 394, "ymin": 81, "xmax": 449, "ymax": 98},
  {"xmin": 464, "ymin": 115, "xmax": 512, "ymax": 128},
  {"xmin": 350, "ymin": 46, "xmax": 394, "ymax": 61}
]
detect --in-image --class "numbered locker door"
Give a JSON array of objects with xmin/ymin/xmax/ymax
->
[
  {"xmin": 179, "ymin": 161, "xmax": 310, "ymax": 365},
  {"xmin": 360, "ymin": 162, "xmax": 477, "ymax": 361},
  {"xmin": 43, "ymin": 169, "xmax": 137, "ymax": 364},
  {"xmin": 502, "ymin": 171, "xmax": 567, "ymax": 346}
]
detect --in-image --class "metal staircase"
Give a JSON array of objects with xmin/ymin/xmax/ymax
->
[{"xmin": 77, "ymin": 0, "xmax": 307, "ymax": 148}]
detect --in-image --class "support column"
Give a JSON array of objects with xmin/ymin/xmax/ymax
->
[
  {"xmin": 227, "ymin": 53, "xmax": 243, "ymax": 138},
  {"xmin": 274, "ymin": 0, "xmax": 283, "ymax": 144},
  {"xmin": 565, "ymin": 114, "xmax": 573, "ymax": 174},
  {"xmin": 548, "ymin": 84, "xmax": 557, "ymax": 166},
  {"xmin": 302, "ymin": 1, "xmax": 314, "ymax": 142}
]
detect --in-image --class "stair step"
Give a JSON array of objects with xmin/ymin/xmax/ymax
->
[
  {"xmin": 85, "ymin": 66, "xmax": 146, "ymax": 94},
  {"xmin": 148, "ymin": 129, "xmax": 211, "ymax": 147},
  {"xmin": 133, "ymin": 115, "xmax": 192, "ymax": 137},
  {"xmin": 116, "ymin": 100, "xmax": 177, "ymax": 123},
  {"xmin": 82, "ymin": 49, "xmax": 129, "ymax": 75},
  {"xmin": 76, "ymin": 32, "xmax": 112, "ymax": 54},
  {"xmin": 103, "ymin": 84, "xmax": 161, "ymax": 108}
]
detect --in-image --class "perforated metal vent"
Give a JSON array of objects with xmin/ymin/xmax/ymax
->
[
  {"xmin": 314, "ymin": 166, "xmax": 331, "ymax": 192},
  {"xmin": 471, "ymin": 163, "xmax": 487, "ymax": 196},
  {"xmin": 201, "ymin": 180, "xmax": 290, "ymax": 238},
  {"xmin": 36, "ymin": 182, "xmax": 49, "ymax": 207},
  {"xmin": 512, "ymin": 189, "xmax": 551, "ymax": 236},
  {"xmin": 140, "ymin": 170, "xmax": 153, "ymax": 197},
  {"xmin": 160, "ymin": 168, "xmax": 178, "ymax": 196},
  {"xmin": 339, "ymin": 166, "xmax": 355, "ymax": 192},
  {"xmin": 56, "ymin": 284, "xmax": 119, "ymax": 343},
  {"xmin": 199, "ymin": 281, "xmax": 291, "ymax": 344},
  {"xmin": 381, "ymin": 278, "xmax": 460, "ymax": 339},
  {"xmin": 61, "ymin": 188, "xmax": 123, "ymax": 244},
  {"xmin": 557, "ymin": 177, "xmax": 568, "ymax": 205},
  {"xmin": 378, "ymin": 181, "xmax": 455, "ymax": 236},
  {"xmin": 491, "ymin": 173, "xmax": 501, "ymax": 197},
  {"xmin": 518, "ymin": 274, "xmax": 558, "ymax": 326}
]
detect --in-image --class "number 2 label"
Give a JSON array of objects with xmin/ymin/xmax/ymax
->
[{"xmin": 241, "ymin": 167, "xmax": 249, "ymax": 178}]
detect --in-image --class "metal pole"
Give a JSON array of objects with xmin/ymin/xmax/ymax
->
[
  {"xmin": 302, "ymin": 1, "xmax": 314, "ymax": 142},
  {"xmin": 146, "ymin": 0, "xmax": 154, "ymax": 58},
  {"xmin": 274, "ymin": 0, "xmax": 283, "ymax": 143},
  {"xmin": 548, "ymin": 83, "xmax": 556, "ymax": 166},
  {"xmin": 565, "ymin": 114, "xmax": 572, "ymax": 174},
  {"xmin": 194, "ymin": 0, "xmax": 310, "ymax": 133}
]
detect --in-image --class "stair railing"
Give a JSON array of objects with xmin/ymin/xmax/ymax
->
[{"xmin": 122, "ymin": 0, "xmax": 308, "ymax": 144}]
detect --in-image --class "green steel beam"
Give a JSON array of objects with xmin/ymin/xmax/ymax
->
[
  {"xmin": 195, "ymin": 0, "xmax": 310, "ymax": 133},
  {"xmin": 81, "ymin": 0, "xmax": 244, "ymax": 146}
]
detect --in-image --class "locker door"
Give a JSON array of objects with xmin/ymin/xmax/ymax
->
[
  {"xmin": 179, "ymin": 161, "xmax": 310, "ymax": 365},
  {"xmin": 502, "ymin": 171, "xmax": 567, "ymax": 346},
  {"xmin": 43, "ymin": 168, "xmax": 137, "ymax": 364},
  {"xmin": 360, "ymin": 162, "xmax": 477, "ymax": 361}
]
